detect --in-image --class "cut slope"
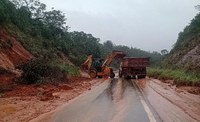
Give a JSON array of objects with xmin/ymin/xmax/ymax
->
[
  {"xmin": 165, "ymin": 13, "xmax": 200, "ymax": 72},
  {"xmin": 0, "ymin": 27, "xmax": 33, "ymax": 85}
]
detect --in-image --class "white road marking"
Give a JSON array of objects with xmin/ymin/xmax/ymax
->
[{"xmin": 134, "ymin": 81, "xmax": 157, "ymax": 122}]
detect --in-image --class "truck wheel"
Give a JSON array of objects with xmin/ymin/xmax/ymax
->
[
  {"xmin": 89, "ymin": 70, "xmax": 97, "ymax": 78},
  {"xmin": 119, "ymin": 70, "xmax": 122, "ymax": 78},
  {"xmin": 110, "ymin": 73, "xmax": 115, "ymax": 78},
  {"xmin": 98, "ymin": 76, "xmax": 103, "ymax": 78},
  {"xmin": 126, "ymin": 75, "xmax": 131, "ymax": 79},
  {"xmin": 139, "ymin": 75, "xmax": 146, "ymax": 79},
  {"xmin": 119, "ymin": 73, "xmax": 122, "ymax": 78}
]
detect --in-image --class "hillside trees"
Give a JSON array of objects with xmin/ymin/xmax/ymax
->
[
  {"xmin": 11, "ymin": 0, "xmax": 68, "ymax": 35},
  {"xmin": 68, "ymin": 31, "xmax": 102, "ymax": 65},
  {"xmin": 11, "ymin": 0, "xmax": 47, "ymax": 18},
  {"xmin": 161, "ymin": 49, "xmax": 168, "ymax": 55},
  {"xmin": 0, "ymin": 0, "xmax": 164, "ymax": 84},
  {"xmin": 0, "ymin": 0, "xmax": 17, "ymax": 25},
  {"xmin": 6, "ymin": 0, "xmax": 163, "ymax": 67}
]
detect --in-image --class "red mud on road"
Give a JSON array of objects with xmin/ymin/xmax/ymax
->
[
  {"xmin": 135, "ymin": 78, "xmax": 200, "ymax": 122},
  {"xmin": 0, "ymin": 77, "xmax": 103, "ymax": 122}
]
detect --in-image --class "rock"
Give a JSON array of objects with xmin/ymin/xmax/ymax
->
[{"xmin": 52, "ymin": 92, "xmax": 61, "ymax": 98}]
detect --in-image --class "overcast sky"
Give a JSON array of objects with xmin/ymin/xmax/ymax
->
[{"xmin": 40, "ymin": 0, "xmax": 199, "ymax": 52}]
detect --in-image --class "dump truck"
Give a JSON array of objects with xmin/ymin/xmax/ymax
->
[
  {"xmin": 119, "ymin": 57, "xmax": 150, "ymax": 79},
  {"xmin": 82, "ymin": 51, "xmax": 126, "ymax": 78}
]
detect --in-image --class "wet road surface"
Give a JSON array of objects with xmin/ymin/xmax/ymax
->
[
  {"xmin": 52, "ymin": 78, "xmax": 161, "ymax": 122},
  {"xmin": 137, "ymin": 78, "xmax": 200, "ymax": 122}
]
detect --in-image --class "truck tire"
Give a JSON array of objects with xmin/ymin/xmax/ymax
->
[
  {"xmin": 89, "ymin": 69, "xmax": 97, "ymax": 78},
  {"xmin": 119, "ymin": 70, "xmax": 122, "ymax": 78},
  {"xmin": 109, "ymin": 68, "xmax": 115, "ymax": 78},
  {"xmin": 138, "ymin": 75, "xmax": 146, "ymax": 79},
  {"xmin": 98, "ymin": 76, "xmax": 103, "ymax": 78},
  {"xmin": 126, "ymin": 76, "xmax": 131, "ymax": 79},
  {"xmin": 110, "ymin": 73, "xmax": 115, "ymax": 78}
]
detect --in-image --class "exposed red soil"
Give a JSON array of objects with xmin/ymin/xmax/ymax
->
[
  {"xmin": 0, "ymin": 27, "xmax": 33, "ymax": 67},
  {"xmin": 0, "ymin": 77, "xmax": 103, "ymax": 122},
  {"xmin": 0, "ymin": 27, "xmax": 33, "ymax": 87},
  {"xmin": 1, "ymin": 76, "xmax": 92, "ymax": 98},
  {"xmin": 0, "ymin": 73, "xmax": 16, "ymax": 86}
]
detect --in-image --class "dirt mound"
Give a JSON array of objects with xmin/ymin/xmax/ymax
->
[{"xmin": 1, "ymin": 76, "xmax": 92, "ymax": 99}]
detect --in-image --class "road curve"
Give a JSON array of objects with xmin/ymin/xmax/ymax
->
[{"xmin": 52, "ymin": 78, "xmax": 161, "ymax": 122}]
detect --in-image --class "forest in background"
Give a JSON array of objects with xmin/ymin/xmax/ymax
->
[{"xmin": 0, "ymin": 0, "xmax": 163, "ymax": 84}]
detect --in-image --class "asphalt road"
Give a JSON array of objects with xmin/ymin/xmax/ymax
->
[{"xmin": 52, "ymin": 78, "xmax": 161, "ymax": 122}]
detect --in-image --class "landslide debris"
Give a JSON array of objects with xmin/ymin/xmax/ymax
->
[
  {"xmin": 0, "ymin": 77, "xmax": 101, "ymax": 122},
  {"xmin": 0, "ymin": 27, "xmax": 33, "ymax": 91}
]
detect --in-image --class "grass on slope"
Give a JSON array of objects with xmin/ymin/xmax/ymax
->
[{"xmin": 147, "ymin": 68, "xmax": 200, "ymax": 86}]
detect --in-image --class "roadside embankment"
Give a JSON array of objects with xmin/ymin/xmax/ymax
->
[{"xmin": 147, "ymin": 68, "xmax": 200, "ymax": 87}]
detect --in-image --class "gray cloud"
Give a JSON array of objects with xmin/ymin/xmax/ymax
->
[{"xmin": 41, "ymin": 0, "xmax": 199, "ymax": 52}]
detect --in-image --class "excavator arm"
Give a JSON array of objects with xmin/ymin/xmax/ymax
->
[
  {"xmin": 102, "ymin": 51, "xmax": 126, "ymax": 67},
  {"xmin": 81, "ymin": 54, "xmax": 93, "ymax": 71}
]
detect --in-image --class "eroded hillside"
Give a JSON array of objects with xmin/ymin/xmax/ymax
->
[
  {"xmin": 165, "ymin": 13, "xmax": 200, "ymax": 72},
  {"xmin": 0, "ymin": 27, "xmax": 33, "ymax": 86}
]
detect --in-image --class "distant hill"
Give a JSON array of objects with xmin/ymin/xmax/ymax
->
[{"xmin": 165, "ymin": 13, "xmax": 200, "ymax": 72}]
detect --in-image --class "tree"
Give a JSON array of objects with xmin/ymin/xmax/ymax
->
[
  {"xmin": 10, "ymin": 0, "xmax": 46, "ymax": 17},
  {"xmin": 195, "ymin": 5, "xmax": 200, "ymax": 11},
  {"xmin": 161, "ymin": 49, "xmax": 168, "ymax": 55},
  {"xmin": 103, "ymin": 40, "xmax": 114, "ymax": 49},
  {"xmin": 43, "ymin": 8, "xmax": 66, "ymax": 29},
  {"xmin": 10, "ymin": 0, "xmax": 67, "ymax": 30}
]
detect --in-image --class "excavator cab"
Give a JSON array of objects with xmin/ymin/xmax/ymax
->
[{"xmin": 92, "ymin": 58, "xmax": 103, "ymax": 72}]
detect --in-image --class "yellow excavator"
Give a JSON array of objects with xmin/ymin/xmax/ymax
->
[{"xmin": 81, "ymin": 51, "xmax": 126, "ymax": 78}]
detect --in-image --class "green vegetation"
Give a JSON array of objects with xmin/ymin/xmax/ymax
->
[
  {"xmin": 101, "ymin": 40, "xmax": 163, "ymax": 67},
  {"xmin": 0, "ymin": 0, "xmax": 163, "ymax": 84},
  {"xmin": 164, "ymin": 13, "xmax": 200, "ymax": 72},
  {"xmin": 55, "ymin": 63, "xmax": 80, "ymax": 77},
  {"xmin": 5, "ymin": 0, "xmax": 200, "ymax": 87},
  {"xmin": 149, "ymin": 7, "xmax": 200, "ymax": 87},
  {"xmin": 18, "ymin": 58, "xmax": 63, "ymax": 84},
  {"xmin": 148, "ymin": 68, "xmax": 200, "ymax": 86}
]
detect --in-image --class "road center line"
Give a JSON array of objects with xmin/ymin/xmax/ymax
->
[{"xmin": 133, "ymin": 81, "xmax": 157, "ymax": 122}]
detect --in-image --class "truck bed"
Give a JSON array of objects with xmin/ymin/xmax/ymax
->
[
  {"xmin": 119, "ymin": 57, "xmax": 150, "ymax": 79},
  {"xmin": 121, "ymin": 57, "xmax": 150, "ymax": 67}
]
